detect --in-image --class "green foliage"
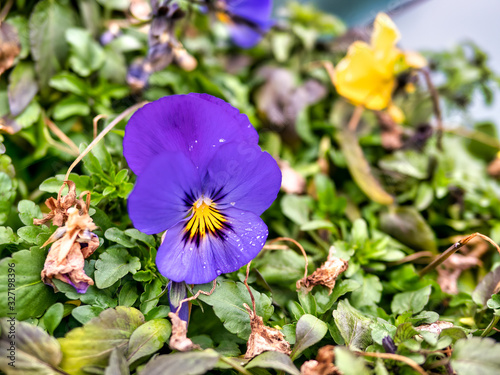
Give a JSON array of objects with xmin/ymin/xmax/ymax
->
[{"xmin": 3, "ymin": 0, "xmax": 500, "ymax": 374}]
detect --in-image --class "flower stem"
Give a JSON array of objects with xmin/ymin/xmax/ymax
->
[
  {"xmin": 347, "ymin": 105, "xmax": 364, "ymax": 132},
  {"xmin": 481, "ymin": 315, "xmax": 500, "ymax": 337}
]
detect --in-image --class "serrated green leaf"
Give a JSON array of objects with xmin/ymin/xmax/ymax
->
[
  {"xmin": 196, "ymin": 280, "xmax": 274, "ymax": 340},
  {"xmin": 94, "ymin": 248, "xmax": 141, "ymax": 289},
  {"xmin": 58, "ymin": 307, "xmax": 145, "ymax": 375},
  {"xmin": 0, "ymin": 248, "xmax": 57, "ymax": 320},
  {"xmin": 18, "ymin": 200, "xmax": 43, "ymax": 226},
  {"xmin": 350, "ymin": 274, "xmax": 382, "ymax": 308},
  {"xmin": 394, "ymin": 322, "xmax": 418, "ymax": 344},
  {"xmin": 104, "ymin": 228, "xmax": 136, "ymax": 248}
]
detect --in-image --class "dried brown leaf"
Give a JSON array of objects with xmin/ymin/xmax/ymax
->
[
  {"xmin": 34, "ymin": 181, "xmax": 78, "ymax": 227},
  {"xmin": 437, "ymin": 253, "xmax": 480, "ymax": 295},
  {"xmin": 415, "ymin": 321, "xmax": 454, "ymax": 335},
  {"xmin": 244, "ymin": 303, "xmax": 291, "ymax": 359},
  {"xmin": 376, "ymin": 111, "xmax": 404, "ymax": 151},
  {"xmin": 297, "ymin": 248, "xmax": 348, "ymax": 294},
  {"xmin": 0, "ymin": 23, "xmax": 20, "ymax": 76},
  {"xmin": 300, "ymin": 345, "xmax": 341, "ymax": 375},
  {"xmin": 168, "ymin": 312, "xmax": 200, "ymax": 352}
]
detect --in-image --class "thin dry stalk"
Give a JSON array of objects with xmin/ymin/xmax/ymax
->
[
  {"xmin": 418, "ymin": 232, "xmax": 500, "ymax": 277},
  {"xmin": 356, "ymin": 351, "xmax": 427, "ymax": 375},
  {"xmin": 44, "ymin": 117, "xmax": 80, "ymax": 155},
  {"xmin": 93, "ymin": 114, "xmax": 108, "ymax": 139},
  {"xmin": 175, "ymin": 279, "xmax": 217, "ymax": 317},
  {"xmin": 64, "ymin": 101, "xmax": 147, "ymax": 181},
  {"xmin": 267, "ymin": 237, "xmax": 308, "ymax": 282}
]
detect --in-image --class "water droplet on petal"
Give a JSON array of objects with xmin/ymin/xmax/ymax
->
[
  {"xmin": 216, "ymin": 269, "xmax": 222, "ymax": 276},
  {"xmin": 230, "ymin": 202, "xmax": 235, "ymax": 206},
  {"xmin": 219, "ymin": 138, "xmax": 226, "ymax": 143}
]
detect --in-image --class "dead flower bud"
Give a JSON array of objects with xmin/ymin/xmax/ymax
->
[
  {"xmin": 34, "ymin": 181, "xmax": 78, "ymax": 227},
  {"xmin": 415, "ymin": 321, "xmax": 454, "ymax": 335},
  {"xmin": 297, "ymin": 247, "xmax": 348, "ymax": 294},
  {"xmin": 41, "ymin": 206, "xmax": 99, "ymax": 294},
  {"xmin": 168, "ymin": 312, "xmax": 200, "ymax": 352},
  {"xmin": 278, "ymin": 159, "xmax": 306, "ymax": 194},
  {"xmin": 244, "ymin": 303, "xmax": 291, "ymax": 359},
  {"xmin": 300, "ymin": 345, "xmax": 341, "ymax": 375}
]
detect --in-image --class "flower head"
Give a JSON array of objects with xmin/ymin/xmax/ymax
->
[
  {"xmin": 333, "ymin": 13, "xmax": 426, "ymax": 110},
  {"xmin": 124, "ymin": 94, "xmax": 281, "ymax": 284},
  {"xmin": 214, "ymin": 0, "xmax": 274, "ymax": 48}
]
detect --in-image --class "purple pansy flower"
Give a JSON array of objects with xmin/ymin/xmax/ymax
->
[
  {"xmin": 124, "ymin": 94, "xmax": 281, "ymax": 287},
  {"xmin": 214, "ymin": 0, "xmax": 274, "ymax": 48}
]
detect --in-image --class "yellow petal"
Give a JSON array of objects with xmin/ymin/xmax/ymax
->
[
  {"xmin": 334, "ymin": 41, "xmax": 394, "ymax": 110},
  {"xmin": 404, "ymin": 50, "xmax": 427, "ymax": 69},
  {"xmin": 387, "ymin": 103, "xmax": 405, "ymax": 124},
  {"xmin": 371, "ymin": 13, "xmax": 400, "ymax": 57}
]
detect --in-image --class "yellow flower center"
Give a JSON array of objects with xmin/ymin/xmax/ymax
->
[
  {"xmin": 216, "ymin": 11, "xmax": 231, "ymax": 24},
  {"xmin": 184, "ymin": 196, "xmax": 226, "ymax": 240}
]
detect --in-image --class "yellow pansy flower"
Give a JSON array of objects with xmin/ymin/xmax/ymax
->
[{"xmin": 333, "ymin": 13, "xmax": 426, "ymax": 111}]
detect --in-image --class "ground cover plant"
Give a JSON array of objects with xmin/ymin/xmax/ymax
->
[{"xmin": 2, "ymin": 0, "xmax": 500, "ymax": 374}]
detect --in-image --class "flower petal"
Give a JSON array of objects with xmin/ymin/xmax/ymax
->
[
  {"xmin": 128, "ymin": 151, "xmax": 202, "ymax": 235},
  {"xmin": 124, "ymin": 93, "xmax": 259, "ymax": 175},
  {"xmin": 371, "ymin": 13, "xmax": 400, "ymax": 56},
  {"xmin": 334, "ymin": 41, "xmax": 395, "ymax": 110},
  {"xmin": 205, "ymin": 142, "xmax": 281, "ymax": 216},
  {"xmin": 168, "ymin": 281, "xmax": 190, "ymax": 322},
  {"xmin": 157, "ymin": 208, "xmax": 268, "ymax": 284}
]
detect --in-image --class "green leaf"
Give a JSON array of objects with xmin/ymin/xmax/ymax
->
[
  {"xmin": 49, "ymin": 72, "xmax": 88, "ymax": 96},
  {"xmin": 473, "ymin": 267, "xmax": 500, "ymax": 307},
  {"xmin": 140, "ymin": 278, "xmax": 163, "ymax": 314},
  {"xmin": 254, "ymin": 250, "xmax": 306, "ymax": 286},
  {"xmin": 380, "ymin": 207, "xmax": 437, "ymax": 252},
  {"xmin": 0, "ymin": 248, "xmax": 57, "ymax": 320},
  {"xmin": 96, "ymin": 0, "xmax": 130, "ymax": 10},
  {"xmin": 246, "ymin": 351, "xmax": 300, "ymax": 375},
  {"xmin": 335, "ymin": 347, "xmax": 370, "ymax": 375},
  {"xmin": 94, "ymin": 248, "xmax": 141, "ymax": 289},
  {"xmin": 66, "ymin": 28, "xmax": 105, "ymax": 76},
  {"xmin": 119, "ymin": 281, "xmax": 139, "ymax": 307},
  {"xmin": 42, "ymin": 302, "xmax": 64, "ymax": 335},
  {"xmin": 393, "ymin": 322, "xmax": 418, "ymax": 344},
  {"xmin": 291, "ymin": 314, "xmax": 328, "ymax": 360},
  {"xmin": 335, "ymin": 126, "xmax": 394, "ymax": 205},
  {"xmin": 140, "ymin": 349, "xmax": 220, "ymax": 375},
  {"xmin": 71, "ymin": 305, "xmax": 105, "ymax": 324},
  {"xmin": 451, "ymin": 337, "xmax": 500, "ymax": 375},
  {"xmin": 196, "ymin": 280, "xmax": 274, "ymax": 340},
  {"xmin": 332, "ymin": 300, "xmax": 372, "ymax": 351},
  {"xmin": 126, "ymin": 319, "xmax": 171, "ymax": 364},
  {"xmin": 58, "ymin": 307, "xmax": 145, "ymax": 375},
  {"xmin": 350, "ymin": 274, "xmax": 382, "ymax": 308},
  {"xmin": 315, "ymin": 279, "xmax": 361, "ymax": 315},
  {"xmin": 105, "ymin": 228, "xmax": 136, "ymax": 248},
  {"xmin": 281, "ymin": 194, "xmax": 311, "ymax": 225},
  {"xmin": 18, "ymin": 199, "xmax": 43, "ymax": 226},
  {"xmin": 124, "ymin": 228, "xmax": 156, "ymax": 248},
  {"xmin": 0, "ymin": 319, "xmax": 63, "ymax": 374},
  {"xmin": 0, "ymin": 226, "xmax": 16, "ymax": 245},
  {"xmin": 52, "ymin": 95, "xmax": 90, "ymax": 120},
  {"xmin": 105, "ymin": 349, "xmax": 130, "ymax": 375},
  {"xmin": 29, "ymin": 0, "xmax": 77, "ymax": 93},
  {"xmin": 391, "ymin": 285, "xmax": 432, "ymax": 315},
  {"xmin": 8, "ymin": 61, "xmax": 38, "ymax": 116}
]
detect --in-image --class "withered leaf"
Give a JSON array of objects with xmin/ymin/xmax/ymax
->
[
  {"xmin": 244, "ymin": 303, "xmax": 291, "ymax": 359},
  {"xmin": 297, "ymin": 247, "xmax": 348, "ymax": 294},
  {"xmin": 168, "ymin": 312, "xmax": 200, "ymax": 352},
  {"xmin": 300, "ymin": 345, "xmax": 341, "ymax": 375},
  {"xmin": 278, "ymin": 159, "xmax": 306, "ymax": 195},
  {"xmin": 34, "ymin": 181, "xmax": 78, "ymax": 227},
  {"xmin": 437, "ymin": 253, "xmax": 480, "ymax": 295},
  {"xmin": 0, "ymin": 22, "xmax": 21, "ymax": 76}
]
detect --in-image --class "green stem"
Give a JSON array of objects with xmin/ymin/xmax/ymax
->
[
  {"xmin": 219, "ymin": 356, "xmax": 252, "ymax": 375},
  {"xmin": 481, "ymin": 315, "xmax": 500, "ymax": 337}
]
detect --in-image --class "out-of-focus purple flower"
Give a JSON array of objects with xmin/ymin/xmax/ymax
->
[
  {"xmin": 124, "ymin": 93, "xmax": 281, "ymax": 286},
  {"xmin": 214, "ymin": 0, "xmax": 274, "ymax": 48},
  {"xmin": 382, "ymin": 336, "xmax": 397, "ymax": 354}
]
